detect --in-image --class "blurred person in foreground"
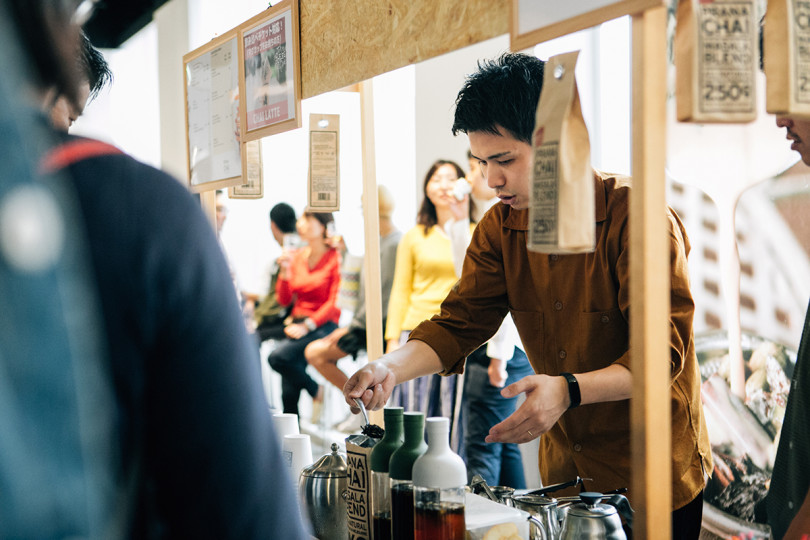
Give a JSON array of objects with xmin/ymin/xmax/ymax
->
[
  {"xmin": 48, "ymin": 31, "xmax": 111, "ymax": 131},
  {"xmin": 0, "ymin": 1, "xmax": 310, "ymax": 537},
  {"xmin": 344, "ymin": 52, "xmax": 711, "ymax": 539},
  {"xmin": 758, "ymin": 114, "xmax": 810, "ymax": 540}
]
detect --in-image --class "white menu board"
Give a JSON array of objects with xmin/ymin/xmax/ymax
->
[{"xmin": 185, "ymin": 35, "xmax": 242, "ymax": 190}]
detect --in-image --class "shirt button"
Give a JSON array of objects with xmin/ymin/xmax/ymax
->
[
  {"xmin": 573, "ymin": 444, "xmax": 582, "ymax": 452},
  {"xmin": 559, "ymin": 350, "xmax": 567, "ymax": 359},
  {"xmin": 789, "ymin": 441, "xmax": 794, "ymax": 450},
  {"xmin": 554, "ymin": 301, "xmax": 563, "ymax": 311},
  {"xmin": 601, "ymin": 314, "xmax": 610, "ymax": 323},
  {"xmin": 788, "ymin": 501, "xmax": 794, "ymax": 509}
]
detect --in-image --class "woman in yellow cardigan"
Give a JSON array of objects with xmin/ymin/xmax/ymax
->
[{"xmin": 386, "ymin": 159, "xmax": 473, "ymax": 449}]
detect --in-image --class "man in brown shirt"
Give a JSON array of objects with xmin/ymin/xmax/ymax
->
[{"xmin": 344, "ymin": 53, "xmax": 711, "ymax": 539}]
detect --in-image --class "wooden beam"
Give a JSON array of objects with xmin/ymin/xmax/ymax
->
[
  {"xmin": 359, "ymin": 80, "xmax": 384, "ymax": 427},
  {"xmin": 630, "ymin": 6, "xmax": 671, "ymax": 540}
]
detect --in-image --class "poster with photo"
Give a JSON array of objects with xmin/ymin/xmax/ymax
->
[
  {"xmin": 239, "ymin": 0, "xmax": 301, "ymax": 141},
  {"xmin": 184, "ymin": 32, "xmax": 244, "ymax": 192}
]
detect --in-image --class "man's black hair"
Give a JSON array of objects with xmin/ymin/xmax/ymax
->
[
  {"xmin": 79, "ymin": 32, "xmax": 112, "ymax": 100},
  {"xmin": 269, "ymin": 203, "xmax": 296, "ymax": 234},
  {"xmin": 452, "ymin": 52, "xmax": 545, "ymax": 145}
]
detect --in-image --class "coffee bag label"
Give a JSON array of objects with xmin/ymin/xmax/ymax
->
[
  {"xmin": 347, "ymin": 444, "xmax": 372, "ymax": 540},
  {"xmin": 792, "ymin": 0, "xmax": 810, "ymax": 103},
  {"xmin": 698, "ymin": 1, "xmax": 756, "ymax": 114},
  {"xmin": 530, "ymin": 143, "xmax": 559, "ymax": 246}
]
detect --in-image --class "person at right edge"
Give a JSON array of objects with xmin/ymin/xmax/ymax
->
[
  {"xmin": 344, "ymin": 52, "xmax": 712, "ymax": 540},
  {"xmin": 754, "ymin": 113, "xmax": 810, "ymax": 539}
]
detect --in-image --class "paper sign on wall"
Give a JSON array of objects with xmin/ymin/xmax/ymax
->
[{"xmin": 308, "ymin": 114, "xmax": 340, "ymax": 212}]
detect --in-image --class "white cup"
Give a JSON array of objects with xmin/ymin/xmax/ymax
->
[
  {"xmin": 282, "ymin": 433, "xmax": 313, "ymax": 481},
  {"xmin": 272, "ymin": 412, "xmax": 300, "ymax": 439}
]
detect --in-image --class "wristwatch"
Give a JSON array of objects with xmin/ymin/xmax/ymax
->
[
  {"xmin": 303, "ymin": 318, "xmax": 317, "ymax": 332},
  {"xmin": 560, "ymin": 372, "xmax": 581, "ymax": 409}
]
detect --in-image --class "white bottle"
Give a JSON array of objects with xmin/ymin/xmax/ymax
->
[{"xmin": 411, "ymin": 417, "xmax": 467, "ymax": 540}]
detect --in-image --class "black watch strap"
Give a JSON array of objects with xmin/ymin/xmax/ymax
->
[{"xmin": 560, "ymin": 372, "xmax": 581, "ymax": 409}]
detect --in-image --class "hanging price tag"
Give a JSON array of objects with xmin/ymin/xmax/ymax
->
[{"xmin": 676, "ymin": 0, "xmax": 758, "ymax": 123}]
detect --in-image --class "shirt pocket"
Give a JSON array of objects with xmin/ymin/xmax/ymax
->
[
  {"xmin": 574, "ymin": 307, "xmax": 628, "ymax": 371},
  {"xmin": 509, "ymin": 308, "xmax": 544, "ymax": 373}
]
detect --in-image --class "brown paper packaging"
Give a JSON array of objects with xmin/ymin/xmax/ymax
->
[
  {"xmin": 346, "ymin": 433, "xmax": 378, "ymax": 540},
  {"xmin": 528, "ymin": 50, "xmax": 594, "ymax": 254},
  {"xmin": 764, "ymin": 0, "xmax": 810, "ymax": 117},
  {"xmin": 675, "ymin": 0, "xmax": 758, "ymax": 123}
]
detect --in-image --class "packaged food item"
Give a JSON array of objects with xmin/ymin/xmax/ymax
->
[
  {"xmin": 465, "ymin": 493, "xmax": 530, "ymax": 540},
  {"xmin": 764, "ymin": 0, "xmax": 810, "ymax": 117},
  {"xmin": 388, "ymin": 412, "xmax": 427, "ymax": 540},
  {"xmin": 369, "ymin": 407, "xmax": 404, "ymax": 540},
  {"xmin": 412, "ymin": 417, "xmax": 467, "ymax": 540},
  {"xmin": 528, "ymin": 50, "xmax": 594, "ymax": 254},
  {"xmin": 346, "ymin": 424, "xmax": 384, "ymax": 540},
  {"xmin": 676, "ymin": 0, "xmax": 758, "ymax": 122}
]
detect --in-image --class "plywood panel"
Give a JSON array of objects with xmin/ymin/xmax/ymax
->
[{"xmin": 300, "ymin": 0, "xmax": 507, "ymax": 99}]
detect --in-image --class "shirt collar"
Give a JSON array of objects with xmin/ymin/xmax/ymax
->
[{"xmin": 503, "ymin": 172, "xmax": 608, "ymax": 231}]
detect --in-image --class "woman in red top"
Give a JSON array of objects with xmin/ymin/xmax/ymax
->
[{"xmin": 268, "ymin": 211, "xmax": 341, "ymax": 417}]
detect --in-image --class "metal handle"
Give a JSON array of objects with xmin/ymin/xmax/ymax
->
[
  {"xmin": 527, "ymin": 516, "xmax": 549, "ymax": 540},
  {"xmin": 352, "ymin": 398, "xmax": 369, "ymax": 427}
]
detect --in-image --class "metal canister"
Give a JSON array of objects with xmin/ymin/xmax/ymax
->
[{"xmin": 299, "ymin": 443, "xmax": 348, "ymax": 540}]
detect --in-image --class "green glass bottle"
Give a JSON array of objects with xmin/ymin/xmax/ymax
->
[
  {"xmin": 370, "ymin": 407, "xmax": 404, "ymax": 540},
  {"xmin": 388, "ymin": 412, "xmax": 427, "ymax": 540}
]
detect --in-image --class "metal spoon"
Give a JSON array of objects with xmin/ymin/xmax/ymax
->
[{"xmin": 353, "ymin": 397, "xmax": 370, "ymax": 427}]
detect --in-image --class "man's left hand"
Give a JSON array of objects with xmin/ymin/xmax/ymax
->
[{"xmin": 485, "ymin": 374, "xmax": 569, "ymax": 443}]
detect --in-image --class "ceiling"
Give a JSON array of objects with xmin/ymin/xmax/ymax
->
[{"xmin": 83, "ymin": 0, "xmax": 171, "ymax": 48}]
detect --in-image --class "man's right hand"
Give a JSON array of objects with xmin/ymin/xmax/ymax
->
[
  {"xmin": 343, "ymin": 339, "xmax": 445, "ymax": 413},
  {"xmin": 343, "ymin": 361, "xmax": 397, "ymax": 412}
]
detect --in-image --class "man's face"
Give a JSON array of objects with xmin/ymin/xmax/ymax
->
[
  {"xmin": 776, "ymin": 115, "xmax": 810, "ymax": 166},
  {"xmin": 49, "ymin": 81, "xmax": 91, "ymax": 132},
  {"xmin": 468, "ymin": 126, "xmax": 533, "ymax": 210}
]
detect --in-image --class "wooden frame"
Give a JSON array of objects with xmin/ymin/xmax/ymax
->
[
  {"xmin": 238, "ymin": 0, "xmax": 302, "ymax": 142},
  {"xmin": 183, "ymin": 30, "xmax": 245, "ymax": 193},
  {"xmin": 510, "ymin": 0, "xmax": 663, "ymax": 50},
  {"xmin": 229, "ymin": 140, "xmax": 264, "ymax": 199}
]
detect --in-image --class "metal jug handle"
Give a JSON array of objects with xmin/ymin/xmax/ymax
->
[
  {"xmin": 527, "ymin": 516, "xmax": 549, "ymax": 540},
  {"xmin": 606, "ymin": 494, "xmax": 634, "ymax": 530}
]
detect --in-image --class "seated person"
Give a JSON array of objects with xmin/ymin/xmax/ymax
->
[
  {"xmin": 253, "ymin": 203, "xmax": 297, "ymax": 342},
  {"xmin": 267, "ymin": 211, "xmax": 341, "ymax": 418},
  {"xmin": 304, "ymin": 186, "xmax": 400, "ymax": 427}
]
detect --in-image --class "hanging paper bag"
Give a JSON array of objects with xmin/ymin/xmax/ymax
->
[
  {"xmin": 676, "ymin": 0, "xmax": 758, "ymax": 123},
  {"xmin": 764, "ymin": 0, "xmax": 810, "ymax": 117},
  {"xmin": 528, "ymin": 50, "xmax": 594, "ymax": 254}
]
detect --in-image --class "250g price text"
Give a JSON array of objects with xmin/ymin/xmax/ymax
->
[{"xmin": 703, "ymin": 82, "xmax": 750, "ymax": 101}]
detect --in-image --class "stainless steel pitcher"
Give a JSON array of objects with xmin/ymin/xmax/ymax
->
[
  {"xmin": 559, "ymin": 492, "xmax": 632, "ymax": 540},
  {"xmin": 511, "ymin": 494, "xmax": 561, "ymax": 540},
  {"xmin": 299, "ymin": 443, "xmax": 348, "ymax": 540}
]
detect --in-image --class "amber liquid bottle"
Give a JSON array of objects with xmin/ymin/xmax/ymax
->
[
  {"xmin": 412, "ymin": 417, "xmax": 467, "ymax": 540},
  {"xmin": 388, "ymin": 412, "xmax": 427, "ymax": 540},
  {"xmin": 369, "ymin": 407, "xmax": 403, "ymax": 540}
]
